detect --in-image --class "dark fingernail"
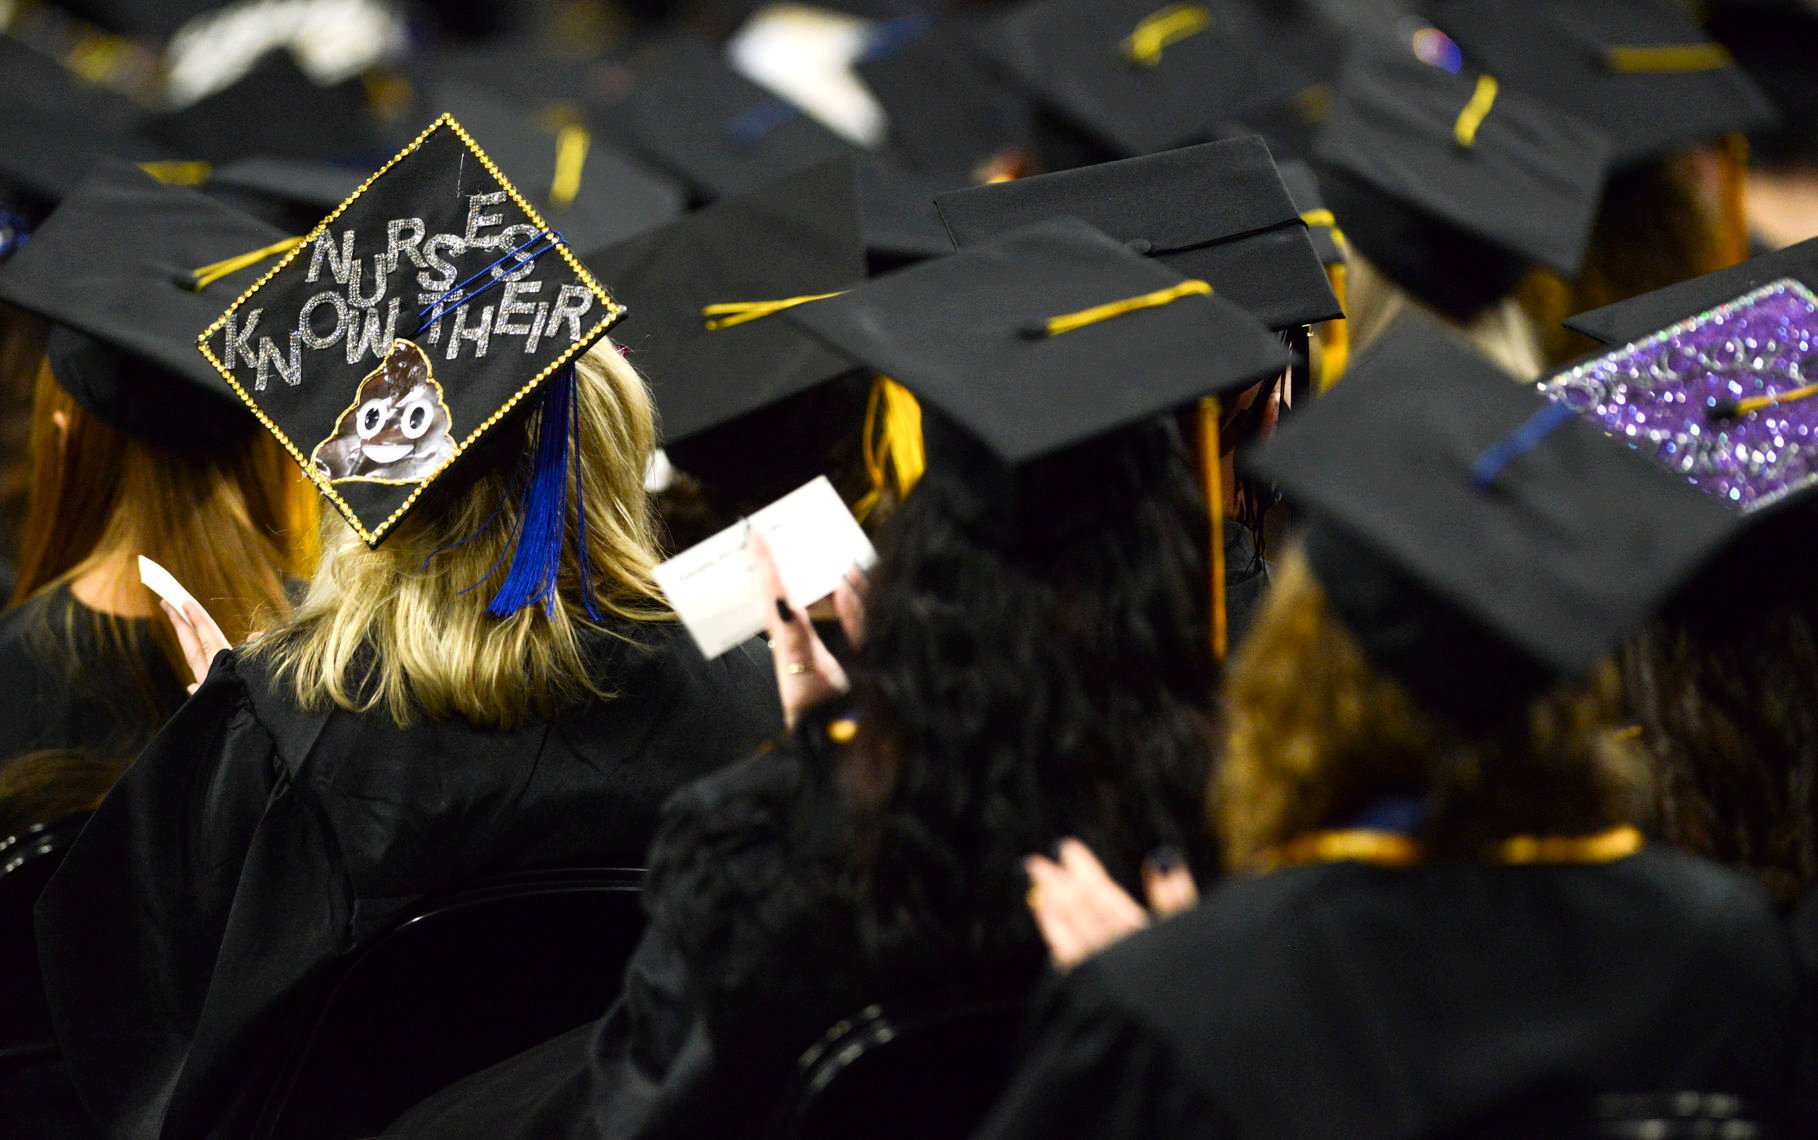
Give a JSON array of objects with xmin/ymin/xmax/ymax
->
[
  {"xmin": 1046, "ymin": 840, "xmax": 1065, "ymax": 861},
  {"xmin": 776, "ymin": 598, "xmax": 795, "ymax": 623},
  {"xmin": 1146, "ymin": 846, "xmax": 1185, "ymax": 874}
]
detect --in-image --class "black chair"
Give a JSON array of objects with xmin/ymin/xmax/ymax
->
[
  {"xmin": 0, "ymin": 815, "xmax": 88, "ymax": 1065},
  {"xmin": 764, "ymin": 992, "xmax": 1026, "ymax": 1140},
  {"xmin": 253, "ymin": 866, "xmax": 646, "ymax": 1140}
]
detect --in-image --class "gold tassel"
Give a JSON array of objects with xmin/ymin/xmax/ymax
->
[
  {"xmin": 1318, "ymin": 262, "xmax": 1349, "ymax": 392},
  {"xmin": 1199, "ymin": 397, "xmax": 1227, "ymax": 662},
  {"xmin": 549, "ymin": 124, "xmax": 590, "ymax": 209},
  {"xmin": 853, "ymin": 376, "xmax": 925, "ymax": 522},
  {"xmin": 1120, "ymin": 3, "xmax": 1212, "ymax": 67},
  {"xmin": 190, "ymin": 236, "xmax": 305, "ymax": 290}
]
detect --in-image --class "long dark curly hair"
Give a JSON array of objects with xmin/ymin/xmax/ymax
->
[
  {"xmin": 1623, "ymin": 592, "xmax": 1818, "ymax": 908},
  {"xmin": 822, "ymin": 417, "xmax": 1219, "ymax": 985}
]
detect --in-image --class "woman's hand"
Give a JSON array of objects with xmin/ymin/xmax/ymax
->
[
  {"xmin": 750, "ymin": 530, "xmax": 866, "ymax": 729},
  {"xmin": 1023, "ymin": 838, "xmax": 1199, "ymax": 971},
  {"xmin": 160, "ymin": 599, "xmax": 233, "ymax": 695}
]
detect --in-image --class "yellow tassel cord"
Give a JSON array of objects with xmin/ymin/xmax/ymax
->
[
  {"xmin": 1453, "ymin": 74, "xmax": 1499, "ymax": 148},
  {"xmin": 1719, "ymin": 133, "xmax": 1751, "ymax": 268},
  {"xmin": 853, "ymin": 377, "xmax": 926, "ymax": 523},
  {"xmin": 1604, "ymin": 43, "xmax": 1734, "ymax": 73},
  {"xmin": 1261, "ymin": 823, "xmax": 1644, "ymax": 871},
  {"xmin": 1318, "ymin": 261, "xmax": 1350, "ymax": 392},
  {"xmin": 700, "ymin": 292, "xmax": 848, "ymax": 331},
  {"xmin": 1728, "ymin": 381, "xmax": 1818, "ymax": 418},
  {"xmin": 1039, "ymin": 279, "xmax": 1215, "ymax": 337},
  {"xmin": 549, "ymin": 124, "xmax": 591, "ymax": 209},
  {"xmin": 190, "ymin": 236, "xmax": 305, "ymax": 291},
  {"xmin": 1120, "ymin": 3, "xmax": 1212, "ymax": 67},
  {"xmin": 1199, "ymin": 397, "xmax": 1228, "ymax": 662},
  {"xmin": 139, "ymin": 160, "xmax": 213, "ymax": 186}
]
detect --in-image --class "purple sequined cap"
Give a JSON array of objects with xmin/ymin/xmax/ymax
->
[{"xmin": 1539, "ymin": 278, "xmax": 1818, "ymax": 514}]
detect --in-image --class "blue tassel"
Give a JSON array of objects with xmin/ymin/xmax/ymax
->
[{"xmin": 488, "ymin": 368, "xmax": 576, "ymax": 618}]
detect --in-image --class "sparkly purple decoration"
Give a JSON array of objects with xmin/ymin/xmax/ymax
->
[{"xmin": 1538, "ymin": 278, "xmax": 1818, "ymax": 514}]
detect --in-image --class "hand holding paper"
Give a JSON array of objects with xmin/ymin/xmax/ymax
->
[
  {"xmin": 139, "ymin": 556, "xmax": 233, "ymax": 693},
  {"xmin": 653, "ymin": 477, "xmax": 877, "ymax": 662}
]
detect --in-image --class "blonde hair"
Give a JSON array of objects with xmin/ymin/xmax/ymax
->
[
  {"xmin": 248, "ymin": 339, "xmax": 669, "ymax": 729},
  {"xmin": 1215, "ymin": 546, "xmax": 1646, "ymax": 870},
  {"xmin": 1344, "ymin": 250, "xmax": 1547, "ymax": 382}
]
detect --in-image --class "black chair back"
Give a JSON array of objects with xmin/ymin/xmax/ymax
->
[
  {"xmin": 254, "ymin": 866, "xmax": 646, "ymax": 1140},
  {"xmin": 765, "ymin": 993, "xmax": 1025, "ymax": 1140},
  {"xmin": 0, "ymin": 816, "xmax": 87, "ymax": 1063}
]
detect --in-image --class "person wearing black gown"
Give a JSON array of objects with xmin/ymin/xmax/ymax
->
[
  {"xmin": 976, "ymin": 319, "xmax": 1813, "ymax": 1139},
  {"xmin": 31, "ymin": 126, "xmax": 781, "ymax": 1140},
  {"xmin": 383, "ymin": 218, "xmax": 1292, "ymax": 1138}
]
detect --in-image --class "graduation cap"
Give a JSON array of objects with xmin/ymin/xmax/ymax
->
[
  {"xmin": 966, "ymin": 0, "xmax": 1302, "ymax": 159},
  {"xmin": 1277, "ymin": 159, "xmax": 1344, "ymax": 269},
  {"xmin": 784, "ymin": 215, "xmax": 1290, "ymax": 653},
  {"xmin": 1432, "ymin": 0, "xmax": 1775, "ymax": 168},
  {"xmin": 854, "ymin": 156, "xmax": 961, "ymax": 270},
  {"xmin": 1563, "ymin": 236, "xmax": 1818, "ymax": 346},
  {"xmin": 935, "ymin": 136, "xmax": 1341, "ymax": 332},
  {"xmin": 1540, "ymin": 277, "xmax": 1818, "ymax": 516},
  {"xmin": 1310, "ymin": 48, "xmax": 1612, "ymax": 324},
  {"xmin": 0, "ymin": 161, "xmax": 286, "ymax": 450},
  {"xmin": 198, "ymin": 156, "xmax": 366, "ymax": 234},
  {"xmin": 144, "ymin": 51, "xmax": 375, "ymax": 165},
  {"xmin": 582, "ymin": 158, "xmax": 868, "ymax": 460},
  {"xmin": 1248, "ymin": 314, "xmax": 1736, "ymax": 726},
  {"xmin": 616, "ymin": 36, "xmax": 863, "ymax": 204},
  {"xmin": 425, "ymin": 84, "xmax": 687, "ymax": 252},
  {"xmin": 194, "ymin": 114, "xmax": 623, "ymax": 579},
  {"xmin": 0, "ymin": 39, "xmax": 159, "ymax": 214},
  {"xmin": 856, "ymin": 19, "xmax": 1035, "ymax": 183}
]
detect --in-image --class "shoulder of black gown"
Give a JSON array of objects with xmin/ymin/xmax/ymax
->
[{"xmin": 973, "ymin": 960, "xmax": 1228, "ymax": 1140}]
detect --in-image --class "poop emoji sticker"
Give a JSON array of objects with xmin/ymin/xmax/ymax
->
[
  {"xmin": 194, "ymin": 114, "xmax": 623, "ymax": 546},
  {"xmin": 311, "ymin": 340, "xmax": 455, "ymax": 483}
]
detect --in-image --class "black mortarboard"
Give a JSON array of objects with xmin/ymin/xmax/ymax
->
[
  {"xmin": 855, "ymin": 156, "xmax": 961, "ymax": 271},
  {"xmin": 1433, "ymin": 0, "xmax": 1775, "ymax": 168},
  {"xmin": 935, "ymin": 136, "xmax": 1341, "ymax": 332},
  {"xmin": 616, "ymin": 36, "xmax": 862, "ymax": 204},
  {"xmin": 1705, "ymin": 0, "xmax": 1818, "ymax": 167},
  {"xmin": 52, "ymin": 0, "xmax": 217, "ymax": 39},
  {"xmin": 583, "ymin": 159, "xmax": 868, "ymax": 452},
  {"xmin": 1277, "ymin": 159, "xmax": 1345, "ymax": 268},
  {"xmin": 426, "ymin": 84, "xmax": 687, "ymax": 252},
  {"xmin": 0, "ymin": 161, "xmax": 282, "ymax": 450},
  {"xmin": 0, "ymin": 39, "xmax": 158, "ymax": 214},
  {"xmin": 966, "ymin": 0, "xmax": 1301, "ymax": 159},
  {"xmin": 1564, "ymin": 236, "xmax": 1818, "ymax": 346},
  {"xmin": 1248, "ymin": 314, "xmax": 1735, "ymax": 725},
  {"xmin": 857, "ymin": 19, "xmax": 1035, "ymax": 183},
  {"xmin": 144, "ymin": 51, "xmax": 375, "ymax": 164},
  {"xmin": 783, "ymin": 215, "xmax": 1290, "ymax": 544},
  {"xmin": 199, "ymin": 156, "xmax": 366, "ymax": 234},
  {"xmin": 1311, "ymin": 49, "xmax": 1611, "ymax": 322},
  {"xmin": 195, "ymin": 114, "xmax": 622, "ymax": 547}
]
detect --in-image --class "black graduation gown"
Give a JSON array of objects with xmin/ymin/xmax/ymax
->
[
  {"xmin": 0, "ymin": 584, "xmax": 188, "ymax": 766},
  {"xmin": 976, "ymin": 847, "xmax": 1809, "ymax": 1139},
  {"xmin": 33, "ymin": 622, "xmax": 781, "ymax": 1140},
  {"xmin": 386, "ymin": 705, "xmax": 1046, "ymax": 1140}
]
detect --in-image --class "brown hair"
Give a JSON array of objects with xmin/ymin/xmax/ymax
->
[
  {"xmin": 11, "ymin": 360, "xmax": 313, "ymax": 706},
  {"xmin": 1522, "ymin": 153, "xmax": 1734, "ymax": 370},
  {"xmin": 1214, "ymin": 547, "xmax": 1646, "ymax": 870}
]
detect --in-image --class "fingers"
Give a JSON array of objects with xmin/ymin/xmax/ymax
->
[
  {"xmin": 1141, "ymin": 847, "xmax": 1199, "ymax": 919},
  {"xmin": 750, "ymin": 529, "xmax": 848, "ymax": 728},
  {"xmin": 833, "ymin": 564, "xmax": 867, "ymax": 650},
  {"xmin": 181, "ymin": 599, "xmax": 233, "ymax": 662},
  {"xmin": 161, "ymin": 601, "xmax": 210, "ymax": 688},
  {"xmin": 1025, "ymin": 839, "xmax": 1151, "ymax": 971}
]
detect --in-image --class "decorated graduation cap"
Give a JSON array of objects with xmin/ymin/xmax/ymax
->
[
  {"xmin": 583, "ymin": 158, "xmax": 879, "ymax": 504},
  {"xmin": 0, "ymin": 160, "xmax": 285, "ymax": 450},
  {"xmin": 1432, "ymin": 0, "xmax": 1775, "ymax": 169},
  {"xmin": 936, "ymin": 136, "xmax": 1341, "ymax": 334},
  {"xmin": 967, "ymin": 0, "xmax": 1299, "ymax": 159},
  {"xmin": 1311, "ymin": 48, "xmax": 1612, "ymax": 324},
  {"xmin": 1564, "ymin": 236, "xmax": 1818, "ymax": 346},
  {"xmin": 1248, "ymin": 314, "xmax": 1735, "ymax": 726},
  {"xmin": 785, "ymin": 215, "xmax": 1290, "ymax": 657},
  {"xmin": 617, "ymin": 36, "xmax": 862, "ymax": 204},
  {"xmin": 1539, "ymin": 277, "xmax": 1818, "ymax": 517},
  {"xmin": 425, "ymin": 84, "xmax": 687, "ymax": 253},
  {"xmin": 195, "ymin": 114, "xmax": 622, "ymax": 616}
]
